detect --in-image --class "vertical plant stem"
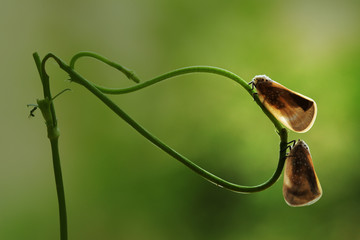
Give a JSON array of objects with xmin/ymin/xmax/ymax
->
[
  {"xmin": 50, "ymin": 138, "xmax": 68, "ymax": 240},
  {"xmin": 33, "ymin": 52, "xmax": 68, "ymax": 240}
]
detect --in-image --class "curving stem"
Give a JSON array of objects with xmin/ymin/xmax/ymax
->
[{"xmin": 39, "ymin": 52, "xmax": 288, "ymax": 193}]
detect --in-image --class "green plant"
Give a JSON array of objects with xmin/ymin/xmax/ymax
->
[{"xmin": 30, "ymin": 51, "xmax": 293, "ymax": 240}]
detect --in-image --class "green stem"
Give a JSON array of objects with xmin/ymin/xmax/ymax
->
[
  {"xmin": 70, "ymin": 51, "xmax": 140, "ymax": 83},
  {"xmin": 70, "ymin": 52, "xmax": 282, "ymax": 132},
  {"xmin": 41, "ymin": 53, "xmax": 288, "ymax": 193},
  {"xmin": 33, "ymin": 53, "xmax": 67, "ymax": 240},
  {"xmin": 114, "ymin": 66, "xmax": 283, "ymax": 131},
  {"xmin": 50, "ymin": 138, "xmax": 67, "ymax": 240}
]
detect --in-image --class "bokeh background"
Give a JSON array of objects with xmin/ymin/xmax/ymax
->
[{"xmin": 1, "ymin": 0, "xmax": 360, "ymax": 239}]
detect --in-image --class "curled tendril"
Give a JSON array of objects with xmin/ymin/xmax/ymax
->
[
  {"xmin": 37, "ymin": 51, "xmax": 288, "ymax": 193},
  {"xmin": 70, "ymin": 51, "xmax": 140, "ymax": 83}
]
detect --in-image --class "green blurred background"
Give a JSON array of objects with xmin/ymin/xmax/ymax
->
[{"xmin": 1, "ymin": 0, "xmax": 360, "ymax": 239}]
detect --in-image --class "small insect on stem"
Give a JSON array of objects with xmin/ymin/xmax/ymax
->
[
  {"xmin": 251, "ymin": 75, "xmax": 317, "ymax": 133},
  {"xmin": 283, "ymin": 140, "xmax": 322, "ymax": 207},
  {"xmin": 27, "ymin": 104, "xmax": 38, "ymax": 118},
  {"xmin": 28, "ymin": 88, "xmax": 71, "ymax": 118}
]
